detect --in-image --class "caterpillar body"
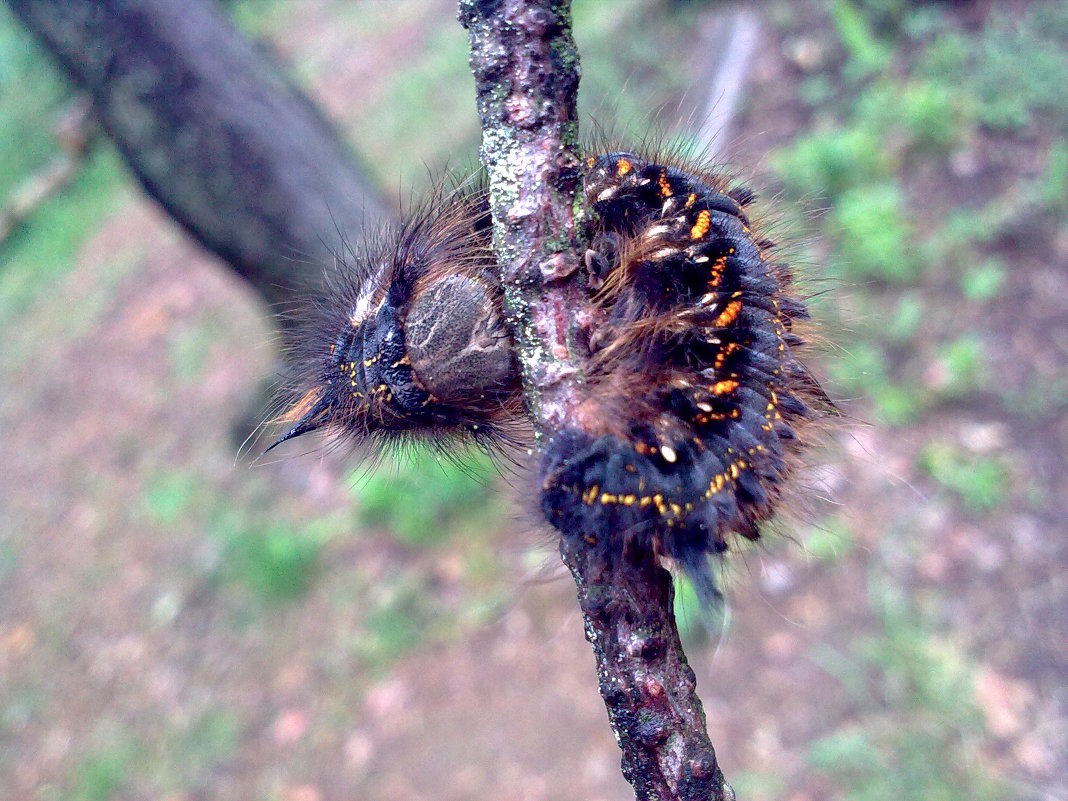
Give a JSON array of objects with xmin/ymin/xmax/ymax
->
[
  {"xmin": 539, "ymin": 151, "xmax": 833, "ymax": 602},
  {"xmin": 268, "ymin": 149, "xmax": 831, "ymax": 602}
]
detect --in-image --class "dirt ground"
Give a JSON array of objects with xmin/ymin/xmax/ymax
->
[{"xmin": 1, "ymin": 1, "xmax": 1065, "ymax": 800}]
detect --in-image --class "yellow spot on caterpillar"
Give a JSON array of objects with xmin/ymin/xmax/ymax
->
[
  {"xmin": 600, "ymin": 492, "xmax": 618, "ymax": 504},
  {"xmin": 616, "ymin": 158, "xmax": 632, "ymax": 176},
  {"xmin": 661, "ymin": 445, "xmax": 677, "ymax": 463},
  {"xmin": 363, "ymin": 355, "xmax": 379, "ymax": 367},
  {"xmin": 621, "ymin": 494, "xmax": 636, "ymax": 506},
  {"xmin": 710, "ymin": 380, "xmax": 739, "ymax": 395},
  {"xmin": 585, "ymin": 156, "xmax": 595, "ymax": 168},
  {"xmin": 583, "ymin": 485, "xmax": 600, "ymax": 505},
  {"xmin": 658, "ymin": 172, "xmax": 672, "ymax": 197},
  {"xmin": 685, "ymin": 193, "xmax": 697, "ymax": 208},
  {"xmin": 690, "ymin": 210, "xmax": 711, "ymax": 240},
  {"xmin": 713, "ymin": 299, "xmax": 743, "ymax": 328},
  {"xmin": 391, "ymin": 355, "xmax": 411, "ymax": 368},
  {"xmin": 715, "ymin": 342, "xmax": 741, "ymax": 369}
]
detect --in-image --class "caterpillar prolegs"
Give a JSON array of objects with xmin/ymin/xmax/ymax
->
[{"xmin": 268, "ymin": 151, "xmax": 831, "ymax": 600}]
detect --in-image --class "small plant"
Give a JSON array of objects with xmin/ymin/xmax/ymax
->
[
  {"xmin": 960, "ymin": 260, "xmax": 1006, "ymax": 303},
  {"xmin": 141, "ymin": 470, "xmax": 203, "ymax": 525},
  {"xmin": 933, "ymin": 336, "xmax": 987, "ymax": 399},
  {"xmin": 830, "ymin": 0, "xmax": 893, "ymax": 82},
  {"xmin": 831, "ymin": 183, "xmax": 916, "ymax": 283},
  {"xmin": 354, "ymin": 450, "xmax": 496, "ymax": 547},
  {"xmin": 212, "ymin": 515, "xmax": 321, "ymax": 601},
  {"xmin": 804, "ymin": 514, "xmax": 855, "ymax": 563},
  {"xmin": 919, "ymin": 442, "xmax": 1007, "ymax": 513},
  {"xmin": 772, "ymin": 127, "xmax": 886, "ymax": 201},
  {"xmin": 919, "ymin": 7, "xmax": 1068, "ymax": 133}
]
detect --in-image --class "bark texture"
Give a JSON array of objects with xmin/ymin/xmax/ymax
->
[
  {"xmin": 460, "ymin": 1, "xmax": 733, "ymax": 798},
  {"xmin": 6, "ymin": 0, "xmax": 385, "ymax": 310}
]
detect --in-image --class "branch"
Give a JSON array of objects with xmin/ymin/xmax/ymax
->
[
  {"xmin": 460, "ymin": 2, "xmax": 733, "ymax": 798},
  {"xmin": 6, "ymin": 0, "xmax": 386, "ymax": 312}
]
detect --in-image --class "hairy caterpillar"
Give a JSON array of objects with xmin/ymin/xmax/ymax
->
[
  {"xmin": 268, "ymin": 149, "xmax": 832, "ymax": 604},
  {"xmin": 539, "ymin": 150, "xmax": 833, "ymax": 603},
  {"xmin": 266, "ymin": 182, "xmax": 523, "ymax": 456}
]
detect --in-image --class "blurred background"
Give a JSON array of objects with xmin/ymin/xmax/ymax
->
[{"xmin": 1, "ymin": 0, "xmax": 1065, "ymax": 799}]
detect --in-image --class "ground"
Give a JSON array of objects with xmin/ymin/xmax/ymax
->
[{"xmin": 0, "ymin": 1, "xmax": 1065, "ymax": 800}]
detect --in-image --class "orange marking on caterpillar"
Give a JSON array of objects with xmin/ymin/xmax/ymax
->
[
  {"xmin": 712, "ymin": 299, "xmax": 743, "ymax": 328},
  {"xmin": 275, "ymin": 387, "xmax": 324, "ymax": 425},
  {"xmin": 658, "ymin": 172, "xmax": 673, "ymax": 198},
  {"xmin": 714, "ymin": 341, "xmax": 741, "ymax": 369},
  {"xmin": 690, "ymin": 210, "xmax": 711, "ymax": 240},
  {"xmin": 616, "ymin": 158, "xmax": 633, "ymax": 176},
  {"xmin": 710, "ymin": 380, "xmax": 739, "ymax": 395}
]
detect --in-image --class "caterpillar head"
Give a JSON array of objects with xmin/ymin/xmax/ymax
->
[{"xmin": 266, "ymin": 185, "xmax": 523, "ymax": 455}]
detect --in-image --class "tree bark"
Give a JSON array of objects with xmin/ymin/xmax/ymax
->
[
  {"xmin": 459, "ymin": 1, "xmax": 733, "ymax": 798},
  {"xmin": 5, "ymin": 0, "xmax": 386, "ymax": 310}
]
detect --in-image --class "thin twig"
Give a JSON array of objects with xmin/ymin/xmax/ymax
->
[{"xmin": 460, "ymin": 2, "xmax": 733, "ymax": 798}]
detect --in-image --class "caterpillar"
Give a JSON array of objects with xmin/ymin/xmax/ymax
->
[
  {"xmin": 538, "ymin": 150, "xmax": 834, "ymax": 604},
  {"xmin": 267, "ymin": 149, "xmax": 832, "ymax": 604},
  {"xmin": 265, "ymin": 181, "xmax": 523, "ymax": 456}
]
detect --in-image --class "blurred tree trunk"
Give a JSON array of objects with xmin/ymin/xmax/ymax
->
[{"xmin": 5, "ymin": 0, "xmax": 386, "ymax": 311}]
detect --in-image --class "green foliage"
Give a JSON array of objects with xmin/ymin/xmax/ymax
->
[
  {"xmin": 830, "ymin": 0, "xmax": 893, "ymax": 81},
  {"xmin": 959, "ymin": 260, "xmax": 1006, "ymax": 303},
  {"xmin": 0, "ymin": 149, "xmax": 125, "ymax": 329},
  {"xmin": 0, "ymin": 8, "xmax": 73, "ymax": 198},
  {"xmin": 854, "ymin": 80, "xmax": 964, "ymax": 153},
  {"xmin": 1036, "ymin": 139, "xmax": 1068, "ymax": 216},
  {"xmin": 141, "ymin": 471, "xmax": 204, "ymax": 525},
  {"xmin": 920, "ymin": 7, "xmax": 1068, "ymax": 133},
  {"xmin": 212, "ymin": 516, "xmax": 321, "ymax": 601},
  {"xmin": 360, "ymin": 22, "xmax": 479, "ymax": 185},
  {"xmin": 671, "ymin": 573, "xmax": 727, "ymax": 644},
  {"xmin": 933, "ymin": 336, "xmax": 986, "ymax": 398},
  {"xmin": 885, "ymin": 293, "xmax": 922, "ymax": 342},
  {"xmin": 223, "ymin": 0, "xmax": 288, "ymax": 38},
  {"xmin": 809, "ymin": 579, "xmax": 1007, "ymax": 801},
  {"xmin": 355, "ymin": 450, "xmax": 496, "ymax": 547},
  {"xmin": 831, "ymin": 184, "xmax": 915, "ymax": 283},
  {"xmin": 829, "ymin": 341, "xmax": 921, "ymax": 426},
  {"xmin": 804, "ymin": 514, "xmax": 855, "ymax": 562},
  {"xmin": 357, "ymin": 582, "xmax": 434, "ymax": 670},
  {"xmin": 772, "ymin": 127, "xmax": 886, "ymax": 200},
  {"xmin": 919, "ymin": 442, "xmax": 1007, "ymax": 513},
  {"xmin": 71, "ymin": 740, "xmax": 137, "ymax": 801}
]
